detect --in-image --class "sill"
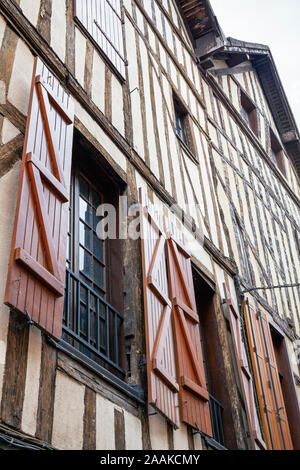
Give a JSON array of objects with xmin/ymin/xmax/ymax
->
[
  {"xmin": 204, "ymin": 436, "xmax": 227, "ymax": 450},
  {"xmin": 47, "ymin": 337, "xmax": 145, "ymax": 405},
  {"xmin": 176, "ymin": 133, "xmax": 199, "ymax": 164}
]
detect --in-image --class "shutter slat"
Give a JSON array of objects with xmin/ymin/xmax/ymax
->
[
  {"xmin": 244, "ymin": 301, "xmax": 293, "ymax": 450},
  {"xmin": 166, "ymin": 225, "xmax": 212, "ymax": 435},
  {"xmin": 224, "ymin": 285, "xmax": 266, "ymax": 450},
  {"xmin": 5, "ymin": 57, "xmax": 74, "ymax": 340},
  {"xmin": 139, "ymin": 190, "xmax": 180, "ymax": 427}
]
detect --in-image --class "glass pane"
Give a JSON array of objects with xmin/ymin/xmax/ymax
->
[
  {"xmin": 93, "ymin": 258, "xmax": 104, "ymax": 288},
  {"xmin": 79, "ymin": 248, "xmax": 91, "ymax": 278},
  {"xmin": 92, "ymin": 188, "xmax": 101, "ymax": 209},
  {"xmin": 80, "ymin": 303, "xmax": 88, "ymax": 337},
  {"xmin": 79, "ymin": 221, "xmax": 91, "ymax": 250},
  {"xmin": 79, "ymin": 175, "xmax": 89, "ymax": 201},
  {"xmin": 92, "ymin": 207, "xmax": 101, "ymax": 232},
  {"xmin": 93, "ymin": 232, "xmax": 104, "ymax": 261},
  {"xmin": 79, "ymin": 197, "xmax": 90, "ymax": 225}
]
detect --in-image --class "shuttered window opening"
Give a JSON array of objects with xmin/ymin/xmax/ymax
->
[
  {"xmin": 139, "ymin": 190, "xmax": 212, "ymax": 434},
  {"xmin": 243, "ymin": 300, "xmax": 293, "ymax": 450},
  {"xmin": 5, "ymin": 57, "xmax": 74, "ymax": 340},
  {"xmin": 223, "ymin": 285, "xmax": 266, "ymax": 450},
  {"xmin": 74, "ymin": 0, "xmax": 126, "ymax": 79},
  {"xmin": 63, "ymin": 158, "xmax": 125, "ymax": 378}
]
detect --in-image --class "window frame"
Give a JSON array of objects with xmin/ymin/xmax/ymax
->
[
  {"xmin": 270, "ymin": 127, "xmax": 286, "ymax": 176},
  {"xmin": 240, "ymin": 90, "xmax": 258, "ymax": 136},
  {"xmin": 173, "ymin": 94, "xmax": 198, "ymax": 162},
  {"xmin": 63, "ymin": 154, "xmax": 125, "ymax": 378}
]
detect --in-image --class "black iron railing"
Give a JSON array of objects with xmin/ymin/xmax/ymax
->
[
  {"xmin": 63, "ymin": 268, "xmax": 125, "ymax": 376},
  {"xmin": 209, "ymin": 394, "xmax": 225, "ymax": 447}
]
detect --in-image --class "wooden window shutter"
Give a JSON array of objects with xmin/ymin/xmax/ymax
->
[
  {"xmin": 139, "ymin": 191, "xmax": 180, "ymax": 427},
  {"xmin": 165, "ymin": 224, "xmax": 212, "ymax": 436},
  {"xmin": 223, "ymin": 285, "xmax": 266, "ymax": 449},
  {"xmin": 74, "ymin": 0, "xmax": 126, "ymax": 78},
  {"xmin": 243, "ymin": 300, "xmax": 293, "ymax": 450},
  {"xmin": 5, "ymin": 57, "xmax": 74, "ymax": 341}
]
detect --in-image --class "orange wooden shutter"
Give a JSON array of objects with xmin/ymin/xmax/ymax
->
[
  {"xmin": 223, "ymin": 285, "xmax": 266, "ymax": 449},
  {"xmin": 244, "ymin": 301, "xmax": 293, "ymax": 450},
  {"xmin": 74, "ymin": 0, "xmax": 126, "ymax": 78},
  {"xmin": 139, "ymin": 191, "xmax": 180, "ymax": 427},
  {"xmin": 165, "ymin": 223, "xmax": 212, "ymax": 435},
  {"xmin": 5, "ymin": 57, "xmax": 74, "ymax": 341}
]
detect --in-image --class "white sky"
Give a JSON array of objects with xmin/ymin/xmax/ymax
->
[{"xmin": 210, "ymin": 0, "xmax": 300, "ymax": 130}]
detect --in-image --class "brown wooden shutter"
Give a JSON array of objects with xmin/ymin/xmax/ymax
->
[
  {"xmin": 139, "ymin": 191, "xmax": 180, "ymax": 427},
  {"xmin": 165, "ymin": 224, "xmax": 212, "ymax": 435},
  {"xmin": 223, "ymin": 285, "xmax": 266, "ymax": 449},
  {"xmin": 74, "ymin": 0, "xmax": 126, "ymax": 78},
  {"xmin": 243, "ymin": 301, "xmax": 293, "ymax": 450},
  {"xmin": 5, "ymin": 57, "xmax": 74, "ymax": 341}
]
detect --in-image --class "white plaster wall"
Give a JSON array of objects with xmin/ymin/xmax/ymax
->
[
  {"xmin": 21, "ymin": 326, "xmax": 42, "ymax": 436},
  {"xmin": 50, "ymin": 0, "xmax": 66, "ymax": 63},
  {"xmin": 52, "ymin": 371, "xmax": 85, "ymax": 450},
  {"xmin": 74, "ymin": 101, "xmax": 127, "ymax": 172},
  {"xmin": 149, "ymin": 412, "xmax": 169, "ymax": 450},
  {"xmin": 7, "ymin": 39, "xmax": 34, "ymax": 116},
  {"xmin": 1, "ymin": 118, "xmax": 20, "ymax": 145},
  {"xmin": 124, "ymin": 411, "xmax": 143, "ymax": 450},
  {"xmin": 19, "ymin": 0, "xmax": 40, "ymax": 28},
  {"xmin": 75, "ymin": 27, "xmax": 86, "ymax": 88},
  {"xmin": 96, "ymin": 393, "xmax": 115, "ymax": 450}
]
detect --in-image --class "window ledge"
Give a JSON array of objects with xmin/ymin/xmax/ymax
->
[
  {"xmin": 176, "ymin": 133, "xmax": 199, "ymax": 164},
  {"xmin": 204, "ymin": 436, "xmax": 227, "ymax": 450},
  {"xmin": 47, "ymin": 337, "xmax": 145, "ymax": 405}
]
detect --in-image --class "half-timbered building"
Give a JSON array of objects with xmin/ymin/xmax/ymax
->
[{"xmin": 0, "ymin": 0, "xmax": 299, "ymax": 450}]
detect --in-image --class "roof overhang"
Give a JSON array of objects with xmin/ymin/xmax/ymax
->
[{"xmin": 177, "ymin": 1, "xmax": 300, "ymax": 177}]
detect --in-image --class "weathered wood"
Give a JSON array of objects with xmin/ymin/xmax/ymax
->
[
  {"xmin": 114, "ymin": 408, "xmax": 125, "ymax": 450},
  {"xmin": 35, "ymin": 336, "xmax": 57, "ymax": 443},
  {"xmin": 0, "ymin": 310, "xmax": 29, "ymax": 429},
  {"xmin": 83, "ymin": 387, "xmax": 96, "ymax": 450}
]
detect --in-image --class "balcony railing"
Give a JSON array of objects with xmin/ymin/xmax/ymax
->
[
  {"xmin": 63, "ymin": 268, "xmax": 125, "ymax": 377},
  {"xmin": 209, "ymin": 394, "xmax": 225, "ymax": 447}
]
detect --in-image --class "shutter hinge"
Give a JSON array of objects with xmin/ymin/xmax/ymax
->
[
  {"xmin": 25, "ymin": 309, "xmax": 34, "ymax": 326},
  {"xmin": 16, "ymin": 309, "xmax": 34, "ymax": 330}
]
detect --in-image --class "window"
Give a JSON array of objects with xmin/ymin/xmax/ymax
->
[
  {"xmin": 63, "ymin": 153, "xmax": 125, "ymax": 378},
  {"xmin": 240, "ymin": 90, "xmax": 257, "ymax": 135},
  {"xmin": 193, "ymin": 268, "xmax": 227, "ymax": 448},
  {"xmin": 174, "ymin": 95, "xmax": 197, "ymax": 159},
  {"xmin": 213, "ymin": 94, "xmax": 223, "ymax": 128},
  {"xmin": 74, "ymin": 0, "xmax": 126, "ymax": 78},
  {"xmin": 270, "ymin": 128, "xmax": 286, "ymax": 176}
]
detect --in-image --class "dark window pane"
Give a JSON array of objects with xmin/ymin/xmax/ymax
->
[
  {"xmin": 79, "ymin": 248, "xmax": 91, "ymax": 278},
  {"xmin": 92, "ymin": 188, "xmax": 101, "ymax": 209},
  {"xmin": 80, "ymin": 221, "xmax": 91, "ymax": 250},
  {"xmin": 94, "ymin": 258, "xmax": 104, "ymax": 288},
  {"xmin": 80, "ymin": 303, "xmax": 88, "ymax": 337},
  {"xmin": 93, "ymin": 232, "xmax": 104, "ymax": 261},
  {"xmin": 79, "ymin": 175, "xmax": 89, "ymax": 201}
]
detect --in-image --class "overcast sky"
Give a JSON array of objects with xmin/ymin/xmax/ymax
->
[{"xmin": 210, "ymin": 0, "xmax": 300, "ymax": 130}]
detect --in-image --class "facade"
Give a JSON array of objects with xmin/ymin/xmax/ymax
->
[{"xmin": 0, "ymin": 0, "xmax": 299, "ymax": 451}]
